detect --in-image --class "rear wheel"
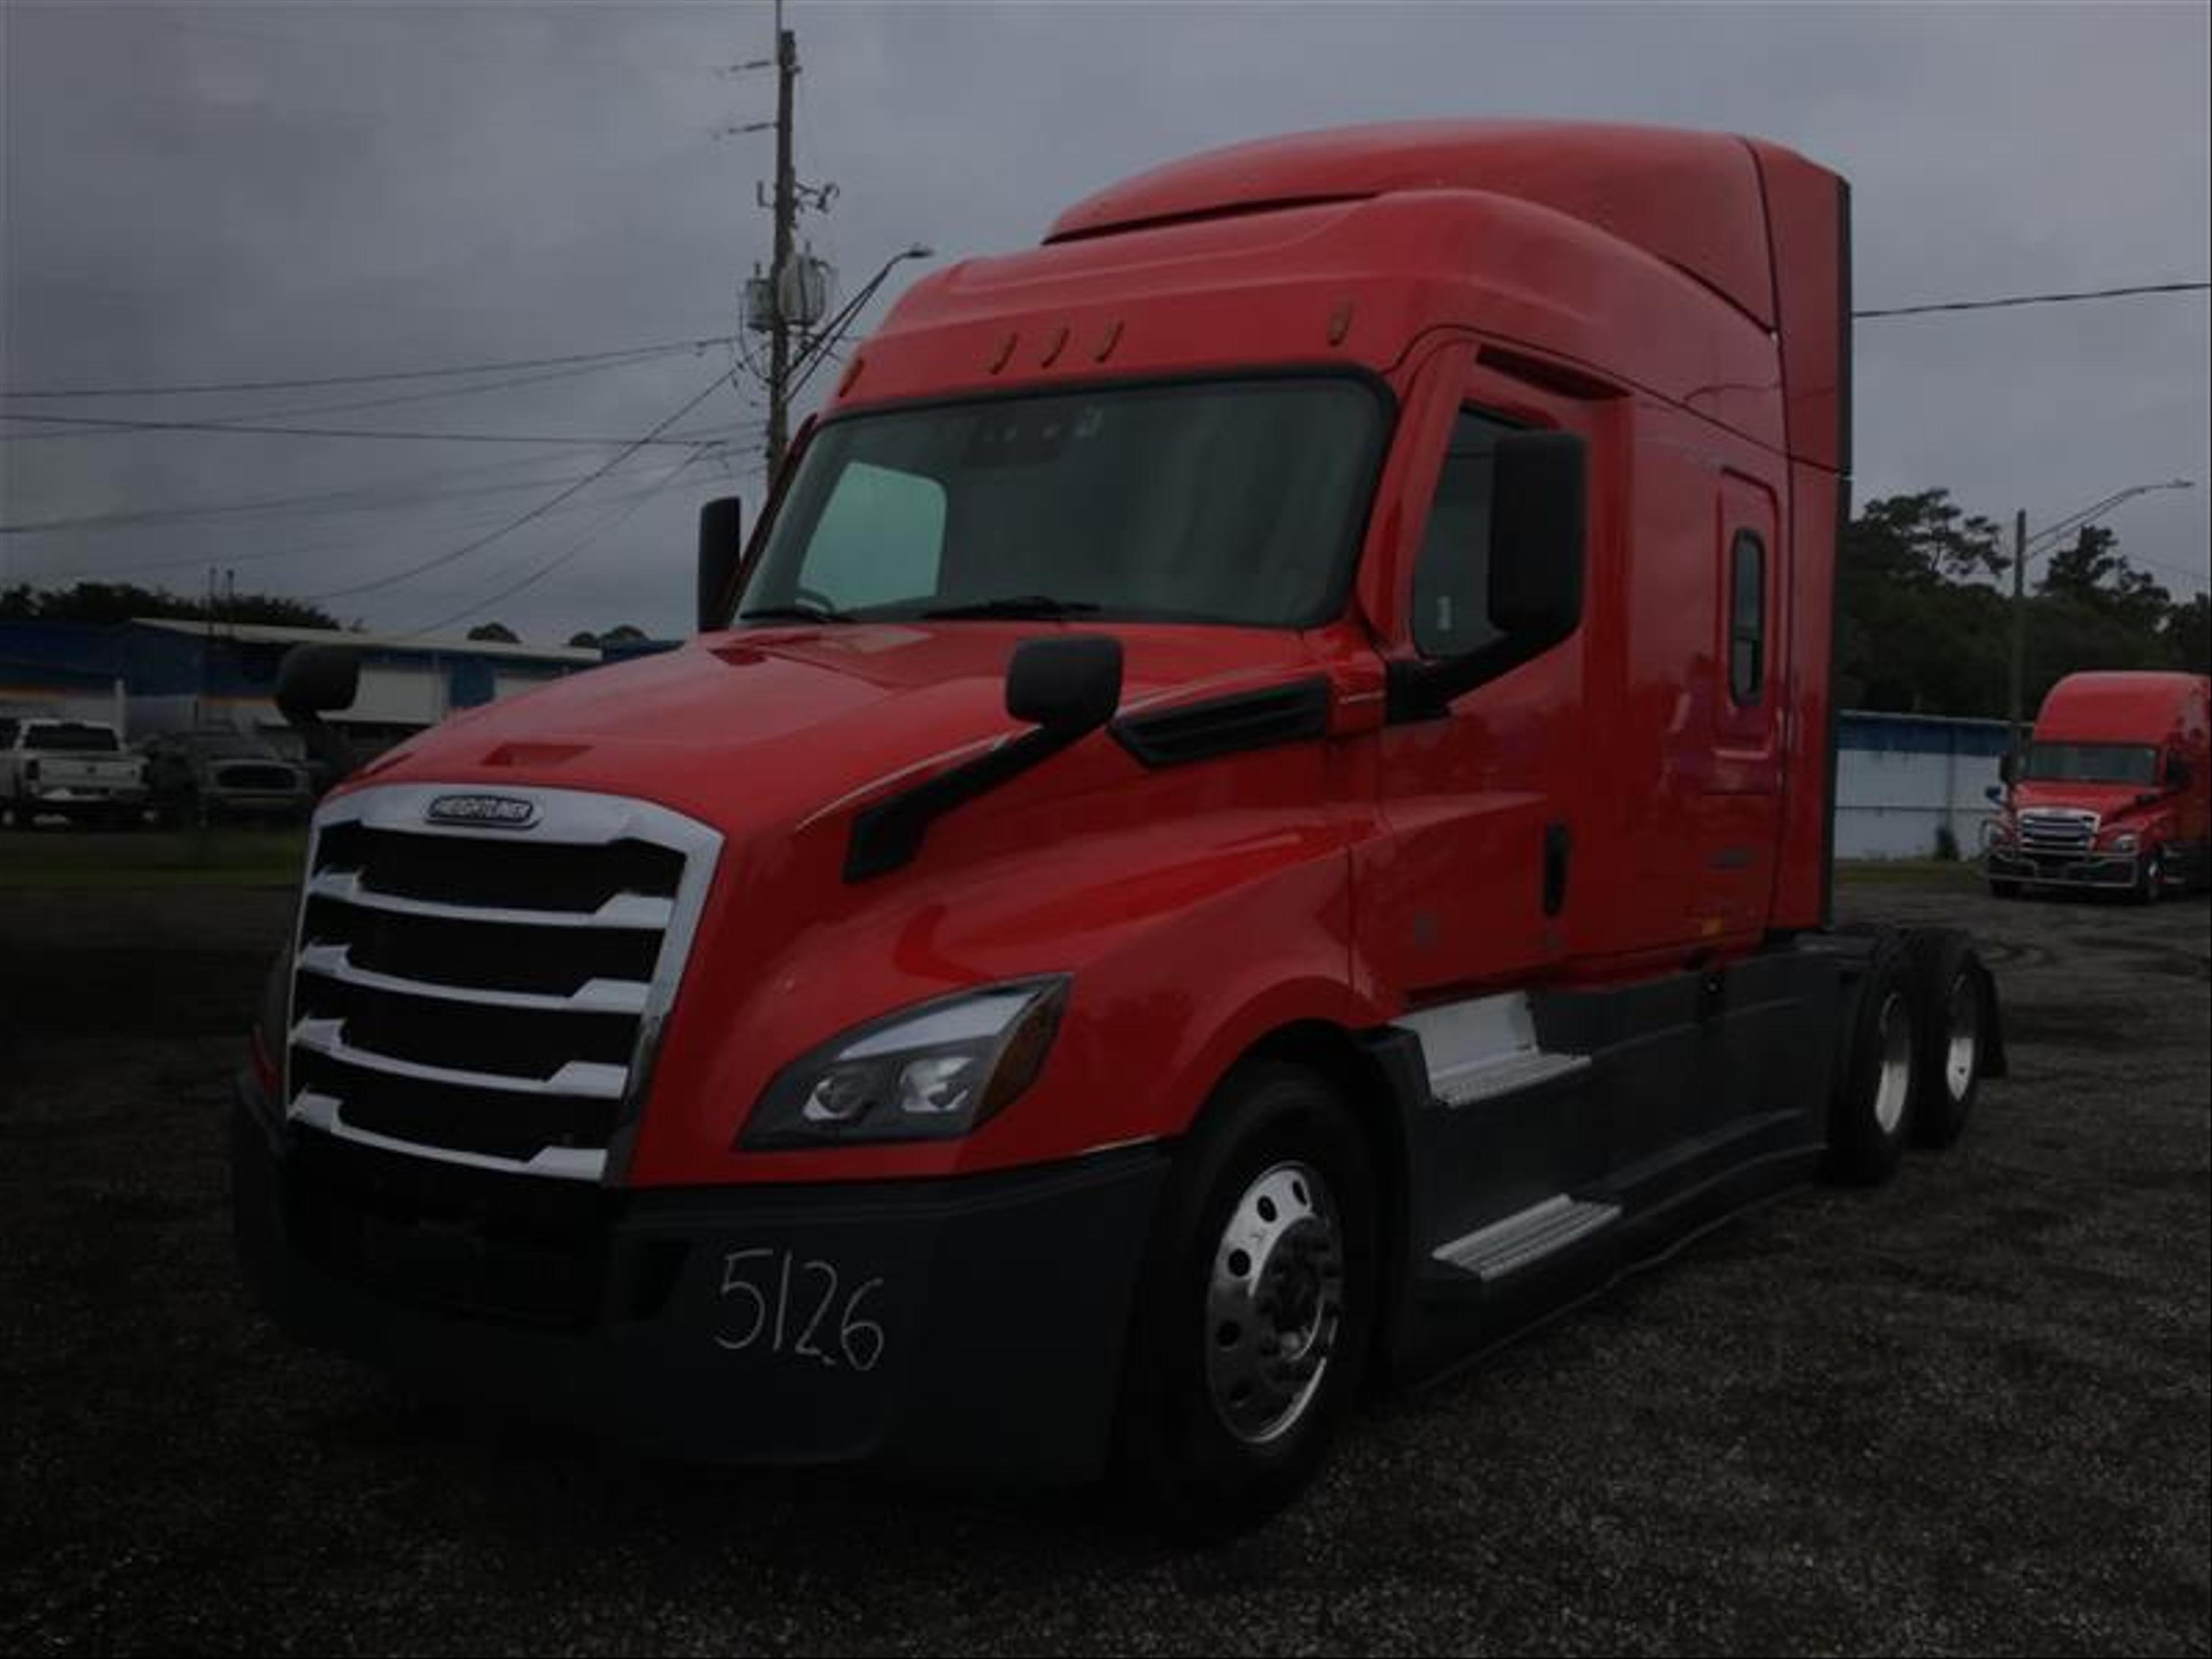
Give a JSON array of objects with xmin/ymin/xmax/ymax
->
[
  {"xmin": 1906, "ymin": 931, "xmax": 1987, "ymax": 1149},
  {"xmin": 1826, "ymin": 936, "xmax": 1920, "ymax": 1185},
  {"xmin": 1115, "ymin": 1059, "xmax": 1375, "ymax": 1538}
]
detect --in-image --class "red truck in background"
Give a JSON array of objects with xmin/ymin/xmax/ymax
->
[
  {"xmin": 1987, "ymin": 671, "xmax": 2212, "ymax": 901},
  {"xmin": 236, "ymin": 122, "xmax": 2008, "ymax": 1533}
]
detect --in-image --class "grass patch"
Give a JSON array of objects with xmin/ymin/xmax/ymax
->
[
  {"xmin": 0, "ymin": 827, "xmax": 306, "ymax": 889},
  {"xmin": 1834, "ymin": 858, "xmax": 1982, "ymax": 886}
]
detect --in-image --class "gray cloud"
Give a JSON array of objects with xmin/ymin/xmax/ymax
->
[{"xmin": 4, "ymin": 1, "xmax": 2206, "ymax": 642}]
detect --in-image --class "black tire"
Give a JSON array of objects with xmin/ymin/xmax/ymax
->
[
  {"xmin": 1113, "ymin": 1059, "xmax": 1376, "ymax": 1538},
  {"xmin": 2133, "ymin": 850, "xmax": 2165, "ymax": 906},
  {"xmin": 1904, "ymin": 931, "xmax": 1987, "ymax": 1149},
  {"xmin": 1825, "ymin": 935, "xmax": 1920, "ymax": 1185},
  {"xmin": 1987, "ymin": 878, "xmax": 2021, "ymax": 900}
]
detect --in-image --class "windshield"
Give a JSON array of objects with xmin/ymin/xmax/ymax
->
[
  {"xmin": 733, "ymin": 377, "xmax": 1386, "ymax": 628},
  {"xmin": 2022, "ymin": 742, "xmax": 2159, "ymax": 785},
  {"xmin": 25, "ymin": 724, "xmax": 119, "ymax": 752}
]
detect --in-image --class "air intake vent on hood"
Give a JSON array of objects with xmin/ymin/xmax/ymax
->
[{"xmin": 1112, "ymin": 679, "xmax": 1331, "ymax": 768}]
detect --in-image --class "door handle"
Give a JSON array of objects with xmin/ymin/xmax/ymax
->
[{"xmin": 1543, "ymin": 821, "xmax": 1571, "ymax": 918}]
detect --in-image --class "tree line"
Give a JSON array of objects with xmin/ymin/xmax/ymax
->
[{"xmin": 1839, "ymin": 490, "xmax": 2207, "ymax": 717}]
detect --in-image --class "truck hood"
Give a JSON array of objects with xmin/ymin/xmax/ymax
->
[{"xmin": 352, "ymin": 621, "xmax": 1324, "ymax": 832}]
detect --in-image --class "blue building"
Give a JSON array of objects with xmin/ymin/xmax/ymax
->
[{"xmin": 0, "ymin": 618, "xmax": 601, "ymax": 752}]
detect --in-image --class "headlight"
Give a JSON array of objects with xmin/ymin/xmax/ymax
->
[
  {"xmin": 741, "ymin": 978, "xmax": 1069, "ymax": 1148},
  {"xmin": 1986, "ymin": 818, "xmax": 2014, "ymax": 848},
  {"xmin": 2105, "ymin": 831, "xmax": 2139, "ymax": 853}
]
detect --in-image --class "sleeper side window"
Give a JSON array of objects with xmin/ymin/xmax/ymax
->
[
  {"xmin": 1729, "ymin": 529, "xmax": 1766, "ymax": 704},
  {"xmin": 1411, "ymin": 410, "xmax": 1517, "ymax": 658}
]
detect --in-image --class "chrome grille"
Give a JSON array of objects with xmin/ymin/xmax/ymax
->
[
  {"xmin": 2017, "ymin": 808, "xmax": 2097, "ymax": 857},
  {"xmin": 285, "ymin": 784, "xmax": 721, "ymax": 1181}
]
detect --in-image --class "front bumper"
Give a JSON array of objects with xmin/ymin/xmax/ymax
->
[
  {"xmin": 1986, "ymin": 846, "xmax": 2139, "ymax": 889},
  {"xmin": 231, "ymin": 1073, "xmax": 1167, "ymax": 1483},
  {"xmin": 28, "ymin": 783, "xmax": 145, "ymax": 806}
]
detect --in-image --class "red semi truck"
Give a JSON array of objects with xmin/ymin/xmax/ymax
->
[
  {"xmin": 236, "ymin": 122, "xmax": 2006, "ymax": 1532},
  {"xmin": 1986, "ymin": 670, "xmax": 2211, "ymax": 900}
]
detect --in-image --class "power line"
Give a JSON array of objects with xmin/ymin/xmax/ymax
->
[
  {"xmin": 1, "ymin": 449, "xmax": 668, "ymax": 536},
  {"xmin": 0, "ymin": 410, "xmax": 713, "ymax": 448},
  {"xmin": 18, "ymin": 471, "xmax": 731, "ymax": 583},
  {"xmin": 403, "ymin": 449, "xmax": 713, "ymax": 637},
  {"xmin": 1855, "ymin": 281, "xmax": 2209, "ymax": 319},
  {"xmin": 0, "ymin": 334, "xmax": 740, "ymax": 400},
  {"xmin": 308, "ymin": 367, "xmax": 735, "ymax": 601}
]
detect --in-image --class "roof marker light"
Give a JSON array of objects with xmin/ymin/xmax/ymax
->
[{"xmin": 1092, "ymin": 320, "xmax": 1124, "ymax": 362}]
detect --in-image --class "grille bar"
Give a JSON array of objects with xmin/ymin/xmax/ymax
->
[
  {"xmin": 293, "ymin": 1092, "xmax": 606, "ymax": 1180},
  {"xmin": 296, "ymin": 942, "xmax": 650, "ymax": 1014},
  {"xmin": 306, "ymin": 869, "xmax": 676, "ymax": 930},
  {"xmin": 292, "ymin": 1017, "xmax": 631, "ymax": 1099}
]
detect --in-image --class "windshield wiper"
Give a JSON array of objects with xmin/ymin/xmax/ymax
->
[
  {"xmin": 916, "ymin": 596, "xmax": 1103, "ymax": 620},
  {"xmin": 736, "ymin": 601, "xmax": 852, "ymax": 626}
]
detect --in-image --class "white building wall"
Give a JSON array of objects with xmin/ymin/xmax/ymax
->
[{"xmin": 1833, "ymin": 714, "xmax": 2009, "ymax": 860}]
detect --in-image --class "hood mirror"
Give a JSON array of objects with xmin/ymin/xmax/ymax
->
[
  {"xmin": 1984, "ymin": 784, "xmax": 2005, "ymax": 804},
  {"xmin": 1006, "ymin": 635, "xmax": 1123, "ymax": 737}
]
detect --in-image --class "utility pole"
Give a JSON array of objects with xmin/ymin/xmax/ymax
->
[
  {"xmin": 764, "ymin": 0, "xmax": 798, "ymax": 479},
  {"xmin": 2006, "ymin": 506, "xmax": 2027, "ymax": 770}
]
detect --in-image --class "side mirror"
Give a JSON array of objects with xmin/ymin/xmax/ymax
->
[
  {"xmin": 2165, "ymin": 756, "xmax": 2191, "ymax": 790},
  {"xmin": 275, "ymin": 643, "xmax": 359, "ymax": 717},
  {"xmin": 1006, "ymin": 635, "xmax": 1123, "ymax": 737},
  {"xmin": 1387, "ymin": 430, "xmax": 1587, "ymax": 722},
  {"xmin": 697, "ymin": 497, "xmax": 744, "ymax": 632},
  {"xmin": 843, "ymin": 634, "xmax": 1123, "ymax": 881},
  {"xmin": 1984, "ymin": 784, "xmax": 2006, "ymax": 805},
  {"xmin": 1488, "ymin": 431, "xmax": 1587, "ymax": 642},
  {"xmin": 274, "ymin": 644, "xmax": 361, "ymax": 794},
  {"xmin": 1998, "ymin": 751, "xmax": 2018, "ymax": 785}
]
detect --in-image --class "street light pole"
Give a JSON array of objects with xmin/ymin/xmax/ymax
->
[
  {"xmin": 786, "ymin": 243, "xmax": 933, "ymax": 403},
  {"xmin": 2004, "ymin": 478, "xmax": 2194, "ymax": 766}
]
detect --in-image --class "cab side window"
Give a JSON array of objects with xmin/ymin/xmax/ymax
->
[
  {"xmin": 1411, "ymin": 410, "xmax": 1517, "ymax": 657},
  {"xmin": 1728, "ymin": 529, "xmax": 1766, "ymax": 704}
]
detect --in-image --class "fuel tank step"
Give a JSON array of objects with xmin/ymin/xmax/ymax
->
[{"xmin": 1431, "ymin": 1195, "xmax": 1621, "ymax": 1282}]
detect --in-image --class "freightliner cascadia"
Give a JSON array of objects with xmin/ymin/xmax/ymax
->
[
  {"xmin": 1987, "ymin": 670, "xmax": 2211, "ymax": 901},
  {"xmin": 236, "ymin": 122, "xmax": 2007, "ymax": 1533}
]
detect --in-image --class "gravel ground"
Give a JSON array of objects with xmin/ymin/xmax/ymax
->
[{"xmin": 2, "ymin": 869, "xmax": 2205, "ymax": 1656}]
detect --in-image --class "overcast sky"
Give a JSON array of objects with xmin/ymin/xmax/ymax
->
[{"xmin": 3, "ymin": 1, "xmax": 2207, "ymax": 643}]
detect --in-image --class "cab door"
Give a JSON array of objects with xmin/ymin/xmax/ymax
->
[
  {"xmin": 1361, "ymin": 366, "xmax": 1594, "ymax": 1001},
  {"xmin": 1694, "ymin": 472, "xmax": 1785, "ymax": 938}
]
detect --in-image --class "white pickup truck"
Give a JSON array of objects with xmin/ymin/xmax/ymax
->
[{"xmin": 0, "ymin": 718, "xmax": 149, "ymax": 828}]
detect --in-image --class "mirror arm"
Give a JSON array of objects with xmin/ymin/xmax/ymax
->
[{"xmin": 1384, "ymin": 632, "xmax": 1560, "ymax": 723}]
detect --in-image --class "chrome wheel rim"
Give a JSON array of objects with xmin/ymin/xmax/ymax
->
[
  {"xmin": 1205, "ymin": 1161, "xmax": 1344, "ymax": 1445},
  {"xmin": 1944, "ymin": 974, "xmax": 1980, "ymax": 1101},
  {"xmin": 1873, "ymin": 990, "xmax": 1914, "ymax": 1136}
]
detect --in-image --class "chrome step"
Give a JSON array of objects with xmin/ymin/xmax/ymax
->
[{"xmin": 1431, "ymin": 1195, "xmax": 1621, "ymax": 1282}]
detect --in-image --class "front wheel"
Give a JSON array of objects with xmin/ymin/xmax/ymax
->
[
  {"xmin": 1987, "ymin": 878, "xmax": 2022, "ymax": 900},
  {"xmin": 2133, "ymin": 850, "xmax": 2165, "ymax": 906},
  {"xmin": 1114, "ymin": 1060, "xmax": 1376, "ymax": 1538}
]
